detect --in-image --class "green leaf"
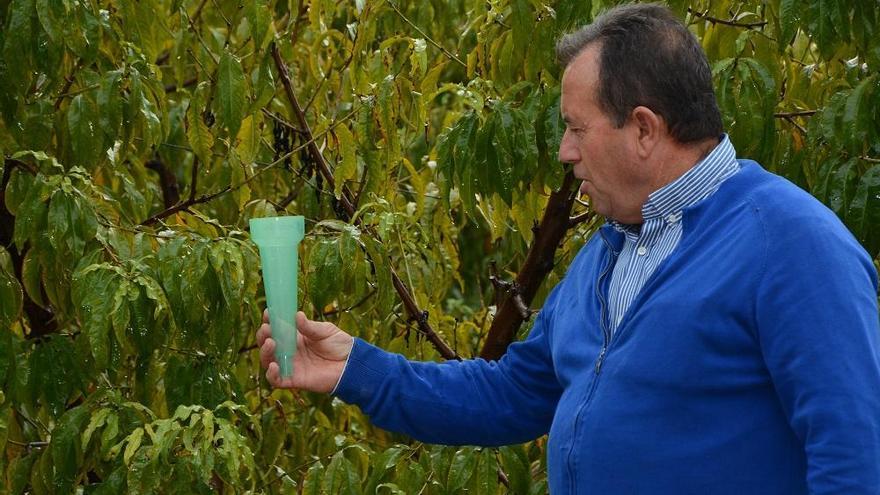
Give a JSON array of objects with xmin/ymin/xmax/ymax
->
[
  {"xmin": 0, "ymin": 330, "xmax": 12, "ymax": 389},
  {"xmin": 50, "ymin": 405, "xmax": 90, "ymax": 493},
  {"xmin": 334, "ymin": 125, "xmax": 358, "ymax": 199},
  {"xmin": 323, "ymin": 451, "xmax": 360, "ymax": 495},
  {"xmin": 89, "ymin": 466, "xmax": 126, "ymax": 494},
  {"xmin": 0, "ymin": 259, "xmax": 23, "ymax": 329},
  {"xmin": 2, "ymin": 0, "xmax": 37, "ymax": 95},
  {"xmin": 499, "ymin": 445, "xmax": 531, "ymax": 495},
  {"xmin": 12, "ymin": 176, "xmax": 49, "ymax": 250},
  {"xmin": 308, "ymin": 238, "xmax": 343, "ymax": 311},
  {"xmin": 10, "ymin": 451, "xmax": 39, "ymax": 494},
  {"xmin": 217, "ymin": 50, "xmax": 247, "ymax": 138},
  {"xmin": 47, "ymin": 191, "xmax": 71, "ymax": 252},
  {"xmin": 247, "ymin": 0, "xmax": 272, "ymax": 50},
  {"xmin": 187, "ymin": 82, "xmax": 215, "ymax": 164},
  {"xmin": 396, "ymin": 460, "xmax": 426, "ymax": 493},
  {"xmin": 98, "ymin": 70, "xmax": 124, "ymax": 144},
  {"xmin": 780, "ymin": 0, "xmax": 799, "ymax": 43},
  {"xmin": 846, "ymin": 165, "xmax": 880, "ymax": 255},
  {"xmin": 81, "ymin": 408, "xmax": 112, "ymax": 450},
  {"xmin": 843, "ymin": 75, "xmax": 876, "ymax": 151},
  {"xmin": 365, "ymin": 446, "xmax": 404, "ymax": 493},
  {"xmin": 28, "ymin": 336, "xmax": 82, "ymax": 417},
  {"xmin": 123, "ymin": 427, "xmax": 145, "ymax": 465},
  {"xmin": 447, "ymin": 447, "xmax": 478, "ymax": 491},
  {"xmin": 68, "ymin": 93, "xmax": 101, "ymax": 167},
  {"xmin": 471, "ymin": 448, "xmax": 499, "ymax": 493},
  {"xmin": 72, "ymin": 263, "xmax": 119, "ymax": 370},
  {"xmin": 165, "ymin": 355, "xmax": 230, "ymax": 411},
  {"xmin": 35, "ymin": 0, "xmax": 65, "ymax": 43},
  {"xmin": 827, "ymin": 159, "xmax": 859, "ymax": 215},
  {"xmin": 303, "ymin": 461, "xmax": 324, "ymax": 495}
]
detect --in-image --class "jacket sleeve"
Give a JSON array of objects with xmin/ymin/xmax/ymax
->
[
  {"xmin": 332, "ymin": 286, "xmax": 564, "ymax": 447},
  {"xmin": 755, "ymin": 211, "xmax": 880, "ymax": 494}
]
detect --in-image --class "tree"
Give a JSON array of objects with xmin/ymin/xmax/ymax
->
[{"xmin": 0, "ymin": 0, "xmax": 877, "ymax": 492}]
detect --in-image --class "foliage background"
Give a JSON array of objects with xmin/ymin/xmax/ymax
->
[{"xmin": 0, "ymin": 0, "xmax": 878, "ymax": 492}]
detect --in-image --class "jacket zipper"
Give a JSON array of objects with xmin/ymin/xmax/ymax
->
[
  {"xmin": 565, "ymin": 232, "xmax": 617, "ymax": 492},
  {"xmin": 594, "ymin": 233, "xmax": 615, "ymax": 374}
]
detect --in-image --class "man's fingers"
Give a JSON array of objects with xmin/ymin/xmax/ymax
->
[
  {"xmin": 266, "ymin": 362, "xmax": 280, "ymax": 387},
  {"xmin": 266, "ymin": 362, "xmax": 295, "ymax": 388},
  {"xmin": 256, "ymin": 323, "xmax": 272, "ymax": 347},
  {"xmin": 296, "ymin": 311, "xmax": 339, "ymax": 340},
  {"xmin": 259, "ymin": 338, "xmax": 276, "ymax": 369},
  {"xmin": 262, "ymin": 308, "xmax": 270, "ymax": 324}
]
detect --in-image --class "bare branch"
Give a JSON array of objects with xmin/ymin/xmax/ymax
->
[
  {"xmin": 569, "ymin": 211, "xmax": 593, "ymax": 228},
  {"xmin": 387, "ymin": 2, "xmax": 466, "ymax": 67},
  {"xmin": 270, "ymin": 42, "xmax": 459, "ymax": 360},
  {"xmin": 774, "ymin": 110, "xmax": 818, "ymax": 118},
  {"xmin": 687, "ymin": 8, "xmax": 767, "ymax": 29},
  {"xmin": 139, "ymin": 186, "xmax": 231, "ymax": 226}
]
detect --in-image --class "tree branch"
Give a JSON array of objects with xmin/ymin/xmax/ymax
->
[
  {"xmin": 271, "ymin": 42, "xmax": 459, "ymax": 360},
  {"xmin": 687, "ymin": 8, "xmax": 767, "ymax": 29},
  {"xmin": 479, "ymin": 169, "xmax": 580, "ymax": 361},
  {"xmin": 145, "ymin": 158, "xmax": 181, "ymax": 208},
  {"xmin": 139, "ymin": 186, "xmax": 230, "ymax": 226},
  {"xmin": 569, "ymin": 211, "xmax": 593, "ymax": 228},
  {"xmin": 387, "ymin": 2, "xmax": 466, "ymax": 67},
  {"xmin": 774, "ymin": 110, "xmax": 818, "ymax": 118}
]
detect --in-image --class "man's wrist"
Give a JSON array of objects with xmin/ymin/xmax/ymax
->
[{"xmin": 329, "ymin": 337, "xmax": 356, "ymax": 395}]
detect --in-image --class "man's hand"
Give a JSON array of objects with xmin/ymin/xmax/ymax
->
[{"xmin": 256, "ymin": 310, "xmax": 354, "ymax": 393}]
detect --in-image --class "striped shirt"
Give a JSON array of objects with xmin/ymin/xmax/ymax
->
[{"xmin": 607, "ymin": 135, "xmax": 739, "ymax": 334}]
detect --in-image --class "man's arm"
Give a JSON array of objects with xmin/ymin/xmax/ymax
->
[
  {"xmin": 756, "ymin": 212, "xmax": 880, "ymax": 493},
  {"xmin": 331, "ymin": 288, "xmax": 564, "ymax": 447}
]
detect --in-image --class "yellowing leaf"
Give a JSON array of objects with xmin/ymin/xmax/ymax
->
[{"xmin": 334, "ymin": 125, "xmax": 357, "ymax": 199}]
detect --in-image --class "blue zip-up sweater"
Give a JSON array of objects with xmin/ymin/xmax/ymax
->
[{"xmin": 334, "ymin": 161, "xmax": 880, "ymax": 493}]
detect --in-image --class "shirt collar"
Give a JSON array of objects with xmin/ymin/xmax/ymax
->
[{"xmin": 611, "ymin": 134, "xmax": 738, "ymax": 232}]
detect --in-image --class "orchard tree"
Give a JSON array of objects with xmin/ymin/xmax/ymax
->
[{"xmin": 0, "ymin": 0, "xmax": 878, "ymax": 492}]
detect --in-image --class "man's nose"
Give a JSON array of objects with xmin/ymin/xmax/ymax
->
[{"xmin": 558, "ymin": 131, "xmax": 579, "ymax": 164}]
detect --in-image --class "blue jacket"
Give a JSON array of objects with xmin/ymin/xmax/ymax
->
[{"xmin": 334, "ymin": 161, "xmax": 880, "ymax": 493}]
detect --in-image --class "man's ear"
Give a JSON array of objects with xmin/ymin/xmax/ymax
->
[{"xmin": 630, "ymin": 106, "xmax": 663, "ymax": 159}]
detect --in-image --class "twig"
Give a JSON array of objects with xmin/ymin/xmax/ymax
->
[
  {"xmin": 322, "ymin": 287, "xmax": 378, "ymax": 316},
  {"xmin": 774, "ymin": 110, "xmax": 818, "ymax": 118},
  {"xmin": 139, "ymin": 186, "xmax": 231, "ymax": 226},
  {"xmin": 569, "ymin": 211, "xmax": 593, "ymax": 228},
  {"xmin": 271, "ymin": 42, "xmax": 356, "ymax": 219},
  {"xmin": 164, "ymin": 76, "xmax": 198, "ymax": 93},
  {"xmin": 53, "ymin": 60, "xmax": 83, "ymax": 110},
  {"xmin": 386, "ymin": 2, "xmax": 466, "ymax": 67},
  {"xmin": 271, "ymin": 42, "xmax": 459, "ymax": 360},
  {"xmin": 782, "ymin": 115, "xmax": 807, "ymax": 136},
  {"xmin": 188, "ymin": 157, "xmax": 200, "ymax": 202},
  {"xmin": 860, "ymin": 156, "xmax": 880, "ymax": 164},
  {"xmin": 687, "ymin": 8, "xmax": 767, "ymax": 29}
]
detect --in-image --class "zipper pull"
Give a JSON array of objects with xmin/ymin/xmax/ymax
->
[{"xmin": 595, "ymin": 346, "xmax": 607, "ymax": 374}]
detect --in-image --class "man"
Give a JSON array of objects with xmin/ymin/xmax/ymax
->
[{"xmin": 257, "ymin": 4, "xmax": 880, "ymax": 493}]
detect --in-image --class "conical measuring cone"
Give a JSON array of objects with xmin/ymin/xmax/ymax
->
[{"xmin": 250, "ymin": 216, "xmax": 305, "ymax": 379}]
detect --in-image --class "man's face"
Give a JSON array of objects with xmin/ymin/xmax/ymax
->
[{"xmin": 558, "ymin": 44, "xmax": 646, "ymax": 224}]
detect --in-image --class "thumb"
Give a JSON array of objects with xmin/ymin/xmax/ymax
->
[{"xmin": 296, "ymin": 311, "xmax": 339, "ymax": 340}]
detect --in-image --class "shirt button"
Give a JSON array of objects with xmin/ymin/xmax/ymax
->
[
  {"xmin": 665, "ymin": 214, "xmax": 677, "ymax": 224},
  {"xmin": 637, "ymin": 246, "xmax": 648, "ymax": 256}
]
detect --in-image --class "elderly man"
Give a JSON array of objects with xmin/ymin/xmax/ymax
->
[{"xmin": 257, "ymin": 4, "xmax": 880, "ymax": 493}]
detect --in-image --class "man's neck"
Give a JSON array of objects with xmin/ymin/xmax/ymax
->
[{"xmin": 650, "ymin": 136, "xmax": 721, "ymax": 193}]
